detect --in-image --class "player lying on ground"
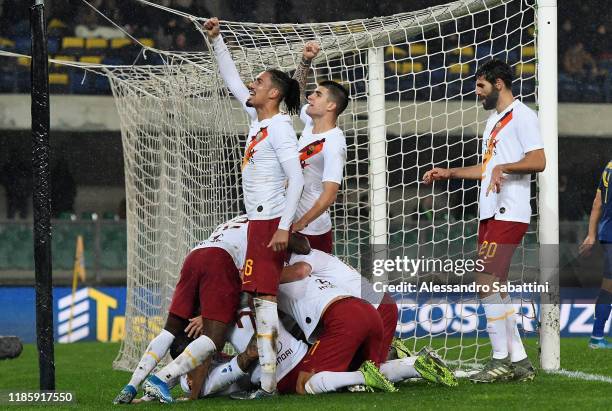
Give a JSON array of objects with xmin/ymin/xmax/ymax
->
[
  {"xmin": 290, "ymin": 41, "xmax": 350, "ymax": 253},
  {"xmin": 173, "ymin": 309, "xmax": 454, "ymax": 400},
  {"xmin": 423, "ymin": 59, "xmax": 545, "ymax": 382},
  {"xmin": 579, "ymin": 159, "xmax": 612, "ymax": 349},
  {"xmin": 113, "ymin": 215, "xmax": 249, "ymax": 404},
  {"xmin": 205, "ymin": 17, "xmax": 304, "ymax": 398}
]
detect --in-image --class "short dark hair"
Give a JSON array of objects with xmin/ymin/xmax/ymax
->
[
  {"xmin": 319, "ymin": 80, "xmax": 349, "ymax": 116},
  {"xmin": 475, "ymin": 59, "xmax": 513, "ymax": 89},
  {"xmin": 266, "ymin": 69, "xmax": 301, "ymax": 115}
]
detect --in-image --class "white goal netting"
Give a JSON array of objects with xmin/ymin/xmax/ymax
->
[{"xmin": 104, "ymin": 0, "xmax": 540, "ymax": 371}]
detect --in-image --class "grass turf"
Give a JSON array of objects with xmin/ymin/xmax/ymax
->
[{"xmin": 0, "ymin": 338, "xmax": 610, "ymax": 410}]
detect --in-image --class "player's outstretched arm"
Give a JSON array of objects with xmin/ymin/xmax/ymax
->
[
  {"xmin": 292, "ymin": 41, "xmax": 320, "ymax": 104},
  {"xmin": 422, "ymin": 164, "xmax": 481, "ymax": 184},
  {"xmin": 204, "ymin": 18, "xmax": 253, "ymax": 115},
  {"xmin": 580, "ymin": 189, "xmax": 602, "ymax": 257}
]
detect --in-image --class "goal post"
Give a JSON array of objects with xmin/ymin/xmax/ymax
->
[
  {"xmin": 100, "ymin": 0, "xmax": 559, "ymax": 372},
  {"xmin": 536, "ymin": 0, "xmax": 560, "ymax": 371}
]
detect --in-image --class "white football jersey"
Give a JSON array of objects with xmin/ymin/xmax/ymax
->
[
  {"xmin": 289, "ymin": 249, "xmax": 383, "ymax": 307},
  {"xmin": 192, "ymin": 215, "xmax": 248, "ymax": 270},
  {"xmin": 479, "ymin": 100, "xmax": 544, "ymax": 223},
  {"xmin": 296, "ymin": 105, "xmax": 347, "ymax": 235},
  {"xmin": 278, "ymin": 275, "xmax": 350, "ymax": 343},
  {"xmin": 242, "ymin": 114, "xmax": 300, "ymax": 221}
]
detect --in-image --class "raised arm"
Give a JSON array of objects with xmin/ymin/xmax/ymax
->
[
  {"xmin": 292, "ymin": 41, "xmax": 320, "ymax": 104},
  {"xmin": 204, "ymin": 18, "xmax": 255, "ymax": 117}
]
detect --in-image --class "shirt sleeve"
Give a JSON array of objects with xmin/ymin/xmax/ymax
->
[
  {"xmin": 516, "ymin": 108, "xmax": 544, "ymax": 154},
  {"xmin": 269, "ymin": 121, "xmax": 300, "ymax": 163},
  {"xmin": 321, "ymin": 133, "xmax": 347, "ymax": 184},
  {"xmin": 211, "ymin": 35, "xmax": 257, "ymax": 120},
  {"xmin": 598, "ymin": 166, "xmax": 607, "ymax": 191},
  {"xmin": 299, "ymin": 104, "xmax": 313, "ymax": 127},
  {"xmin": 289, "ymin": 251, "xmax": 325, "ymax": 273}
]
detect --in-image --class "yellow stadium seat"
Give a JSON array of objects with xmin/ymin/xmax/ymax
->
[
  {"xmin": 52, "ymin": 55, "xmax": 76, "ymax": 68},
  {"xmin": 17, "ymin": 57, "xmax": 30, "ymax": 66},
  {"xmin": 522, "ymin": 45, "xmax": 536, "ymax": 58},
  {"xmin": 139, "ymin": 38, "xmax": 155, "ymax": 48},
  {"xmin": 452, "ymin": 46, "xmax": 474, "ymax": 58},
  {"xmin": 385, "ymin": 46, "xmax": 408, "ymax": 58},
  {"xmin": 449, "ymin": 63, "xmax": 470, "ymax": 75},
  {"xmin": 62, "ymin": 37, "xmax": 85, "ymax": 50},
  {"xmin": 85, "ymin": 38, "xmax": 108, "ymax": 49},
  {"xmin": 0, "ymin": 37, "xmax": 15, "ymax": 48},
  {"xmin": 410, "ymin": 43, "xmax": 426, "ymax": 56},
  {"xmin": 515, "ymin": 63, "xmax": 536, "ymax": 76},
  {"xmin": 80, "ymin": 56, "xmax": 103, "ymax": 64},
  {"xmin": 49, "ymin": 73, "xmax": 69, "ymax": 85},
  {"xmin": 111, "ymin": 38, "xmax": 132, "ymax": 49}
]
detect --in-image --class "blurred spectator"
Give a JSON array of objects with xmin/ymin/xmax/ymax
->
[
  {"xmin": 558, "ymin": 19, "xmax": 574, "ymax": 57},
  {"xmin": 74, "ymin": 8, "xmax": 125, "ymax": 39},
  {"xmin": 591, "ymin": 24, "xmax": 611, "ymax": 60},
  {"xmin": 1, "ymin": 149, "xmax": 31, "ymax": 219},
  {"xmin": 559, "ymin": 174, "xmax": 584, "ymax": 221},
  {"xmin": 51, "ymin": 157, "xmax": 77, "ymax": 218},
  {"xmin": 563, "ymin": 41, "xmax": 606, "ymax": 79}
]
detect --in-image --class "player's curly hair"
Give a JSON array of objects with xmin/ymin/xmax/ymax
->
[
  {"xmin": 266, "ymin": 69, "xmax": 301, "ymax": 115},
  {"xmin": 475, "ymin": 59, "xmax": 513, "ymax": 89}
]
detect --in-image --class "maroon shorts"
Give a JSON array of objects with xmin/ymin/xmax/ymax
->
[
  {"xmin": 241, "ymin": 217, "xmax": 287, "ymax": 296},
  {"xmin": 302, "ymin": 231, "xmax": 333, "ymax": 254},
  {"xmin": 477, "ymin": 218, "xmax": 529, "ymax": 281},
  {"xmin": 168, "ymin": 247, "xmax": 241, "ymax": 324},
  {"xmin": 377, "ymin": 293, "xmax": 398, "ymax": 363},
  {"xmin": 277, "ymin": 297, "xmax": 383, "ymax": 394}
]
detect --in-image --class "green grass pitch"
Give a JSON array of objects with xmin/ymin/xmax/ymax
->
[{"xmin": 0, "ymin": 338, "xmax": 610, "ymax": 410}]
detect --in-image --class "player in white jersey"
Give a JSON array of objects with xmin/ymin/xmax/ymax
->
[
  {"xmin": 423, "ymin": 59, "xmax": 546, "ymax": 383},
  {"xmin": 291, "ymin": 44, "xmax": 350, "ymax": 253},
  {"xmin": 204, "ymin": 18, "xmax": 305, "ymax": 398},
  {"xmin": 113, "ymin": 215, "xmax": 248, "ymax": 404}
]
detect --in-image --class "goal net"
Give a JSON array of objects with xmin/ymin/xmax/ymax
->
[{"xmin": 107, "ymin": 0, "xmax": 543, "ymax": 372}]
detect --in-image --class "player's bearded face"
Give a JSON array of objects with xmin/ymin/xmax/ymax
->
[{"xmin": 476, "ymin": 78, "xmax": 499, "ymax": 110}]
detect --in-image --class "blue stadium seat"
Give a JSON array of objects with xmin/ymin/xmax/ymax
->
[
  {"xmin": 48, "ymin": 37, "xmax": 60, "ymax": 54},
  {"xmin": 14, "ymin": 36, "xmax": 31, "ymax": 54}
]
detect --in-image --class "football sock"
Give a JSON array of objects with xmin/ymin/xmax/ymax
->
[
  {"xmin": 502, "ymin": 295, "xmax": 527, "ymax": 362},
  {"xmin": 592, "ymin": 289, "xmax": 612, "ymax": 338},
  {"xmin": 202, "ymin": 356, "xmax": 246, "ymax": 396},
  {"xmin": 128, "ymin": 329, "xmax": 174, "ymax": 388},
  {"xmin": 254, "ymin": 297, "xmax": 279, "ymax": 393},
  {"xmin": 482, "ymin": 293, "xmax": 509, "ymax": 359},
  {"xmin": 155, "ymin": 335, "xmax": 216, "ymax": 383},
  {"xmin": 304, "ymin": 371, "xmax": 365, "ymax": 394},
  {"xmin": 380, "ymin": 357, "xmax": 420, "ymax": 382}
]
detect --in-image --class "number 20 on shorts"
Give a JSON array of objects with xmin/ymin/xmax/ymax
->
[{"xmin": 479, "ymin": 241, "xmax": 497, "ymax": 259}]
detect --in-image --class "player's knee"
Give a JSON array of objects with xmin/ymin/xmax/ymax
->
[
  {"xmin": 201, "ymin": 319, "xmax": 228, "ymax": 351},
  {"xmin": 602, "ymin": 278, "xmax": 612, "ymax": 294},
  {"xmin": 164, "ymin": 313, "xmax": 188, "ymax": 336},
  {"xmin": 296, "ymin": 371, "xmax": 315, "ymax": 395}
]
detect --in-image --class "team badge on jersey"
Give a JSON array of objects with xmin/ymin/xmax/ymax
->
[
  {"xmin": 299, "ymin": 138, "xmax": 325, "ymax": 168},
  {"xmin": 242, "ymin": 127, "xmax": 269, "ymax": 170}
]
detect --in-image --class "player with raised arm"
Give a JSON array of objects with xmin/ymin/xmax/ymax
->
[
  {"xmin": 113, "ymin": 215, "xmax": 248, "ymax": 404},
  {"xmin": 201, "ymin": 18, "xmax": 305, "ymax": 399},
  {"xmin": 291, "ymin": 43, "xmax": 349, "ymax": 253},
  {"xmin": 579, "ymin": 160, "xmax": 612, "ymax": 349},
  {"xmin": 423, "ymin": 59, "xmax": 546, "ymax": 383}
]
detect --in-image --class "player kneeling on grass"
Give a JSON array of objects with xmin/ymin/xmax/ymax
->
[{"xmin": 113, "ymin": 216, "xmax": 249, "ymax": 404}]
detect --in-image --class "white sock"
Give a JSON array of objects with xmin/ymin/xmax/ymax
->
[
  {"xmin": 254, "ymin": 298, "xmax": 279, "ymax": 392},
  {"xmin": 155, "ymin": 335, "xmax": 216, "ymax": 383},
  {"xmin": 203, "ymin": 356, "xmax": 246, "ymax": 396},
  {"xmin": 502, "ymin": 295, "xmax": 527, "ymax": 362},
  {"xmin": 380, "ymin": 357, "xmax": 419, "ymax": 382},
  {"xmin": 128, "ymin": 329, "xmax": 174, "ymax": 388},
  {"xmin": 304, "ymin": 371, "xmax": 365, "ymax": 394},
  {"xmin": 482, "ymin": 293, "xmax": 509, "ymax": 359}
]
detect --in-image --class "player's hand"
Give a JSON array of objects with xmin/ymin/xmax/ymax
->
[
  {"xmin": 422, "ymin": 167, "xmax": 451, "ymax": 184},
  {"xmin": 302, "ymin": 41, "xmax": 320, "ymax": 61},
  {"xmin": 292, "ymin": 220, "xmax": 307, "ymax": 233},
  {"xmin": 203, "ymin": 17, "xmax": 220, "ymax": 39},
  {"xmin": 268, "ymin": 229, "xmax": 289, "ymax": 252},
  {"xmin": 579, "ymin": 234, "xmax": 597, "ymax": 257},
  {"xmin": 486, "ymin": 165, "xmax": 506, "ymax": 196},
  {"xmin": 185, "ymin": 316, "xmax": 204, "ymax": 338}
]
